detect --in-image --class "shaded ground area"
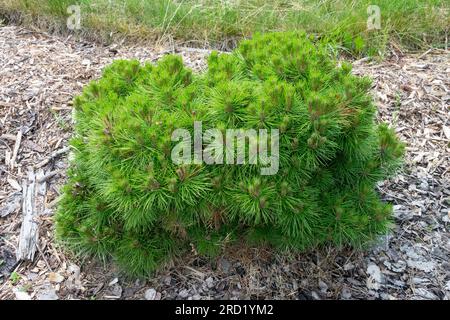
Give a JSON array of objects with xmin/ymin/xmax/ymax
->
[{"xmin": 0, "ymin": 25, "xmax": 449, "ymax": 300}]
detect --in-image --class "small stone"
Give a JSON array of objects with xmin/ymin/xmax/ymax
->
[
  {"xmin": 318, "ymin": 280, "xmax": 328, "ymax": 292},
  {"xmin": 366, "ymin": 263, "xmax": 382, "ymax": 290},
  {"xmin": 178, "ymin": 289, "xmax": 189, "ymax": 298},
  {"xmin": 36, "ymin": 288, "xmax": 59, "ymax": 300},
  {"xmin": 368, "ymin": 290, "xmax": 380, "ymax": 298},
  {"xmin": 205, "ymin": 276, "xmax": 214, "ymax": 289},
  {"xmin": 341, "ymin": 287, "xmax": 351, "ymax": 299},
  {"xmin": 107, "ymin": 283, "xmax": 122, "ymax": 298},
  {"xmin": 144, "ymin": 288, "xmax": 157, "ymax": 300},
  {"xmin": 13, "ymin": 289, "xmax": 31, "ymax": 300},
  {"xmin": 66, "ymin": 264, "xmax": 83, "ymax": 292},
  {"xmin": 68, "ymin": 264, "xmax": 80, "ymax": 275}
]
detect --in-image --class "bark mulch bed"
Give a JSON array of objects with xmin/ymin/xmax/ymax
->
[{"xmin": 0, "ymin": 25, "xmax": 449, "ymax": 300}]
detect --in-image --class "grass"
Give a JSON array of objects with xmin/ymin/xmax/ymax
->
[
  {"xmin": 0, "ymin": 0, "xmax": 448, "ymax": 55},
  {"xmin": 9, "ymin": 271, "xmax": 20, "ymax": 285}
]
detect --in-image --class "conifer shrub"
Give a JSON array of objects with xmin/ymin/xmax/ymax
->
[{"xmin": 56, "ymin": 32, "xmax": 404, "ymax": 276}]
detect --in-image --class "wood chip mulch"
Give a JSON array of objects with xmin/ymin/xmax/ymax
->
[{"xmin": 0, "ymin": 25, "xmax": 449, "ymax": 300}]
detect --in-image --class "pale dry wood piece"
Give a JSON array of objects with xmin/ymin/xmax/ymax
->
[
  {"xmin": 35, "ymin": 146, "xmax": 70, "ymax": 169},
  {"xmin": 177, "ymin": 47, "xmax": 213, "ymax": 54},
  {"xmin": 36, "ymin": 170, "xmax": 59, "ymax": 183},
  {"xmin": 7, "ymin": 177, "xmax": 22, "ymax": 191},
  {"xmin": 36, "ymin": 169, "xmax": 47, "ymax": 197},
  {"xmin": 0, "ymin": 192, "xmax": 22, "ymax": 218},
  {"xmin": 50, "ymin": 106, "xmax": 72, "ymax": 111},
  {"xmin": 16, "ymin": 169, "xmax": 38, "ymax": 261},
  {"xmin": 36, "ymin": 241, "xmax": 52, "ymax": 272},
  {"xmin": 5, "ymin": 150, "xmax": 11, "ymax": 166},
  {"xmin": 15, "ymin": 169, "xmax": 48, "ymax": 262},
  {"xmin": 22, "ymin": 140, "xmax": 45, "ymax": 153},
  {"xmin": 9, "ymin": 128, "xmax": 22, "ymax": 169},
  {"xmin": 0, "ymin": 133, "xmax": 17, "ymax": 141},
  {"xmin": 418, "ymin": 49, "xmax": 433, "ymax": 60}
]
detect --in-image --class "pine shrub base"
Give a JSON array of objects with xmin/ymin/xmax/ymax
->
[{"xmin": 56, "ymin": 32, "xmax": 404, "ymax": 277}]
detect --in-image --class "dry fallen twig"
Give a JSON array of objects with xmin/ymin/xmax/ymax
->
[
  {"xmin": 16, "ymin": 169, "xmax": 38, "ymax": 261},
  {"xmin": 9, "ymin": 128, "xmax": 22, "ymax": 169},
  {"xmin": 35, "ymin": 146, "xmax": 70, "ymax": 169}
]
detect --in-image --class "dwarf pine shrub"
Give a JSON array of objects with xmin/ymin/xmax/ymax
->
[{"xmin": 56, "ymin": 32, "xmax": 404, "ymax": 276}]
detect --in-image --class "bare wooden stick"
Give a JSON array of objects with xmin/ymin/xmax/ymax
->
[
  {"xmin": 9, "ymin": 129, "xmax": 22, "ymax": 169},
  {"xmin": 16, "ymin": 169, "xmax": 38, "ymax": 261},
  {"xmin": 418, "ymin": 48, "xmax": 433, "ymax": 59},
  {"xmin": 35, "ymin": 146, "xmax": 69, "ymax": 169},
  {"xmin": 37, "ymin": 170, "xmax": 59, "ymax": 183},
  {"xmin": 4, "ymin": 150, "xmax": 11, "ymax": 167},
  {"xmin": 36, "ymin": 241, "xmax": 53, "ymax": 272},
  {"xmin": 176, "ymin": 47, "xmax": 213, "ymax": 54},
  {"xmin": 0, "ymin": 133, "xmax": 17, "ymax": 141},
  {"xmin": 36, "ymin": 169, "xmax": 48, "ymax": 197}
]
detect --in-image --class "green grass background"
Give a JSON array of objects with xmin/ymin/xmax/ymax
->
[{"xmin": 0, "ymin": 0, "xmax": 448, "ymax": 56}]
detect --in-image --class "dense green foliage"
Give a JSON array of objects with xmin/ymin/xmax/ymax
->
[{"xmin": 56, "ymin": 32, "xmax": 404, "ymax": 276}]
